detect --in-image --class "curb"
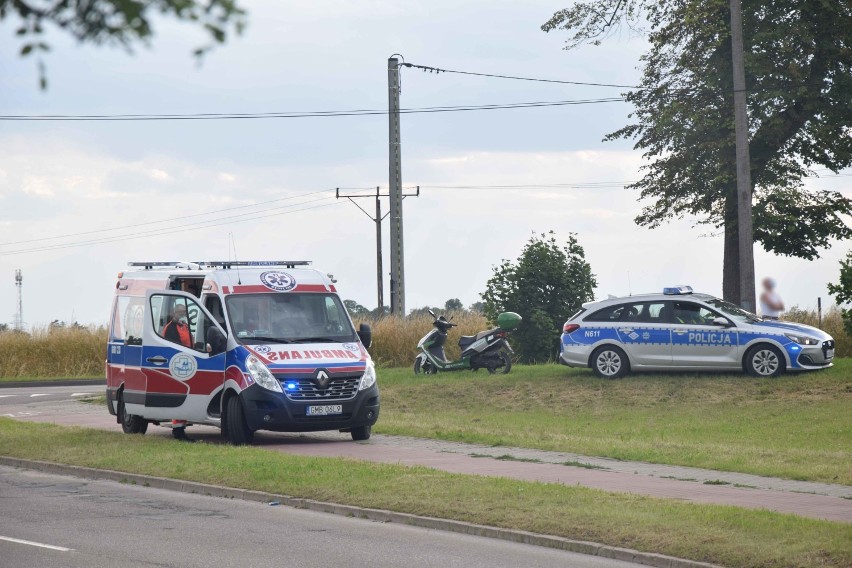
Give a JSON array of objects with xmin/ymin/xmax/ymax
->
[
  {"xmin": 0, "ymin": 456, "xmax": 722, "ymax": 568},
  {"xmin": 0, "ymin": 379, "xmax": 105, "ymax": 389}
]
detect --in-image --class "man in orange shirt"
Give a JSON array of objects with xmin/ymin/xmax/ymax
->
[{"xmin": 161, "ymin": 304, "xmax": 193, "ymax": 441}]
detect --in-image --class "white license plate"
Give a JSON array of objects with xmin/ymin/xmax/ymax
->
[
  {"xmin": 826, "ymin": 349, "xmax": 835, "ymax": 360},
  {"xmin": 306, "ymin": 405, "xmax": 342, "ymax": 416}
]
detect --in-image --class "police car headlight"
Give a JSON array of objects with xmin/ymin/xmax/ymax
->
[
  {"xmin": 246, "ymin": 355, "xmax": 283, "ymax": 393},
  {"xmin": 785, "ymin": 333, "xmax": 819, "ymax": 346},
  {"xmin": 358, "ymin": 360, "xmax": 377, "ymax": 391}
]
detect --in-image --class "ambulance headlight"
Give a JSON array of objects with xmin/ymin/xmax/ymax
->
[
  {"xmin": 358, "ymin": 360, "xmax": 376, "ymax": 391},
  {"xmin": 785, "ymin": 333, "xmax": 819, "ymax": 346},
  {"xmin": 246, "ymin": 355, "xmax": 283, "ymax": 393}
]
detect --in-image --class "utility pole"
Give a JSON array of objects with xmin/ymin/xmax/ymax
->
[
  {"xmin": 388, "ymin": 55, "xmax": 405, "ymax": 316},
  {"xmin": 336, "ymin": 186, "xmax": 419, "ymax": 312},
  {"xmin": 729, "ymin": 0, "xmax": 756, "ymax": 313},
  {"xmin": 13, "ymin": 269, "xmax": 23, "ymax": 331}
]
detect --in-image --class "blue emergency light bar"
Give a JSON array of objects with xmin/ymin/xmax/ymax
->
[{"xmin": 663, "ymin": 285, "xmax": 694, "ymax": 295}]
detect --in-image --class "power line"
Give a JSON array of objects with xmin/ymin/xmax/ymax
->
[
  {"xmin": 0, "ymin": 98, "xmax": 624, "ymax": 122},
  {"xmin": 0, "ymin": 188, "xmax": 341, "ymax": 246},
  {"xmin": 0, "ymin": 198, "xmax": 342, "ymax": 256},
  {"xmin": 402, "ymin": 63, "xmax": 638, "ymax": 89}
]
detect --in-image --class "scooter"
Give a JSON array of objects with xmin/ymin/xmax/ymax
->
[{"xmin": 414, "ymin": 310, "xmax": 521, "ymax": 375}]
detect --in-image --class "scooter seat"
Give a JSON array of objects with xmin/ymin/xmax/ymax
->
[{"xmin": 458, "ymin": 329, "xmax": 495, "ymax": 348}]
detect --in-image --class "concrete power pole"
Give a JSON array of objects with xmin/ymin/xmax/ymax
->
[
  {"xmin": 13, "ymin": 269, "xmax": 23, "ymax": 331},
  {"xmin": 729, "ymin": 0, "xmax": 756, "ymax": 313},
  {"xmin": 388, "ymin": 55, "xmax": 405, "ymax": 316}
]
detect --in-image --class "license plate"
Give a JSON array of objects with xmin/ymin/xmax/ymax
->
[
  {"xmin": 826, "ymin": 348, "xmax": 835, "ymax": 360},
  {"xmin": 306, "ymin": 405, "xmax": 342, "ymax": 416}
]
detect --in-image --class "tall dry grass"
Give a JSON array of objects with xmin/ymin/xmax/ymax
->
[
  {"xmin": 783, "ymin": 305, "xmax": 851, "ymax": 357},
  {"xmin": 0, "ymin": 326, "xmax": 108, "ymax": 378},
  {"xmin": 362, "ymin": 312, "xmax": 489, "ymax": 368}
]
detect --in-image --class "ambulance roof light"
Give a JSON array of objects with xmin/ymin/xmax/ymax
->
[
  {"xmin": 663, "ymin": 285, "xmax": 694, "ymax": 295},
  {"xmin": 128, "ymin": 260, "xmax": 312, "ymax": 270}
]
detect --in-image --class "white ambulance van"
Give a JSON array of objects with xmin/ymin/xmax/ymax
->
[{"xmin": 106, "ymin": 261, "xmax": 379, "ymax": 444}]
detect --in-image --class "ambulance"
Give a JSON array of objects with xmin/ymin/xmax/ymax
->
[{"xmin": 105, "ymin": 261, "xmax": 379, "ymax": 444}]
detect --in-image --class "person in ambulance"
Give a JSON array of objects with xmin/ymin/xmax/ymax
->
[{"xmin": 106, "ymin": 261, "xmax": 380, "ymax": 445}]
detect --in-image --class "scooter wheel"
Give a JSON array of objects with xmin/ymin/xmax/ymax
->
[
  {"xmin": 486, "ymin": 351, "xmax": 513, "ymax": 375},
  {"xmin": 414, "ymin": 357, "xmax": 437, "ymax": 375}
]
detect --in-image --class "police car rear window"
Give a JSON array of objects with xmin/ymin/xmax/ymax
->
[{"xmin": 586, "ymin": 302, "xmax": 666, "ymax": 323}]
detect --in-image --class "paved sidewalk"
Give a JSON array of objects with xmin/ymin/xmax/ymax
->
[{"xmin": 5, "ymin": 398, "xmax": 851, "ymax": 523}]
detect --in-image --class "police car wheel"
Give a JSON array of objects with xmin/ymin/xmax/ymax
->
[
  {"xmin": 745, "ymin": 344, "xmax": 785, "ymax": 378},
  {"xmin": 591, "ymin": 346, "xmax": 629, "ymax": 379},
  {"xmin": 225, "ymin": 395, "xmax": 254, "ymax": 445},
  {"xmin": 117, "ymin": 392, "xmax": 148, "ymax": 435}
]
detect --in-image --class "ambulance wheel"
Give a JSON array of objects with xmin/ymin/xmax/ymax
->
[
  {"xmin": 744, "ymin": 344, "xmax": 785, "ymax": 378},
  {"xmin": 117, "ymin": 392, "xmax": 148, "ymax": 435},
  {"xmin": 486, "ymin": 351, "xmax": 513, "ymax": 375},
  {"xmin": 591, "ymin": 346, "xmax": 629, "ymax": 379},
  {"xmin": 351, "ymin": 425, "xmax": 371, "ymax": 441},
  {"xmin": 224, "ymin": 395, "xmax": 254, "ymax": 445}
]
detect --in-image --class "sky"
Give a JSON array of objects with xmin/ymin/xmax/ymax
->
[{"xmin": 1, "ymin": 0, "xmax": 849, "ymax": 327}]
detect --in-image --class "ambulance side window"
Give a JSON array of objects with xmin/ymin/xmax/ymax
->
[
  {"xmin": 125, "ymin": 297, "xmax": 145, "ymax": 346},
  {"xmin": 110, "ymin": 297, "xmax": 130, "ymax": 342},
  {"xmin": 151, "ymin": 294, "xmax": 214, "ymax": 352}
]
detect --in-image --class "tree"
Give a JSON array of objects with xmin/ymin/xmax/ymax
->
[
  {"xmin": 827, "ymin": 251, "xmax": 852, "ymax": 336},
  {"xmin": 3, "ymin": 0, "xmax": 246, "ymax": 88},
  {"xmin": 481, "ymin": 231, "xmax": 596, "ymax": 363},
  {"xmin": 543, "ymin": 1, "xmax": 852, "ymax": 305},
  {"xmin": 444, "ymin": 298, "xmax": 464, "ymax": 312},
  {"xmin": 343, "ymin": 299, "xmax": 370, "ymax": 318},
  {"xmin": 468, "ymin": 301, "xmax": 485, "ymax": 314}
]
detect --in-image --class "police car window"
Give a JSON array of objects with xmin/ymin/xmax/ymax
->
[
  {"xmin": 671, "ymin": 302, "xmax": 719, "ymax": 326},
  {"xmin": 646, "ymin": 303, "xmax": 666, "ymax": 322},
  {"xmin": 585, "ymin": 304, "xmax": 628, "ymax": 322}
]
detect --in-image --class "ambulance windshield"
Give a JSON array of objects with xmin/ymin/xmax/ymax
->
[{"xmin": 225, "ymin": 293, "xmax": 356, "ymax": 344}]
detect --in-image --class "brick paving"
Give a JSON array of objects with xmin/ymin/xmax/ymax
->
[{"xmin": 5, "ymin": 399, "xmax": 851, "ymax": 523}]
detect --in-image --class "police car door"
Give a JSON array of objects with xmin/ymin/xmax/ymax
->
[
  {"xmin": 613, "ymin": 300, "xmax": 672, "ymax": 367},
  {"xmin": 139, "ymin": 290, "xmax": 227, "ymax": 422},
  {"xmin": 669, "ymin": 301, "xmax": 739, "ymax": 368}
]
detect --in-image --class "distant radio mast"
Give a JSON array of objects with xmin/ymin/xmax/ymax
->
[{"xmin": 13, "ymin": 269, "xmax": 23, "ymax": 331}]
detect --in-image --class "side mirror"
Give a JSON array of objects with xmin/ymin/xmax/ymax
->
[
  {"xmin": 357, "ymin": 323, "xmax": 372, "ymax": 350},
  {"xmin": 206, "ymin": 327, "xmax": 227, "ymax": 356},
  {"xmin": 712, "ymin": 317, "xmax": 732, "ymax": 328}
]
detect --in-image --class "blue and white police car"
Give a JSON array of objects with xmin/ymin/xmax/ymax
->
[{"xmin": 559, "ymin": 286, "xmax": 835, "ymax": 378}]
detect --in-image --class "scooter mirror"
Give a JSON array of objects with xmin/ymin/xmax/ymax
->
[{"xmin": 428, "ymin": 309, "xmax": 436, "ymax": 318}]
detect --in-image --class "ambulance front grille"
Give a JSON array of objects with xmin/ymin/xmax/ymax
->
[{"xmin": 277, "ymin": 375, "xmax": 361, "ymax": 401}]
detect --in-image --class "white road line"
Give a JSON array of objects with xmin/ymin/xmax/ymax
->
[
  {"xmin": 71, "ymin": 393, "xmax": 92, "ymax": 397},
  {"xmin": 0, "ymin": 535, "xmax": 73, "ymax": 552},
  {"xmin": 0, "ymin": 395, "xmax": 16, "ymax": 398},
  {"xmin": 29, "ymin": 394, "xmax": 50, "ymax": 398}
]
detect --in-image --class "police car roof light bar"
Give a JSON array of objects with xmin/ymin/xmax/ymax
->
[{"xmin": 663, "ymin": 285, "xmax": 694, "ymax": 295}]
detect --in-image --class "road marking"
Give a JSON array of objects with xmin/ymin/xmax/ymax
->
[
  {"xmin": 71, "ymin": 393, "xmax": 91, "ymax": 397},
  {"xmin": 0, "ymin": 395, "xmax": 16, "ymax": 398},
  {"xmin": 29, "ymin": 394, "xmax": 50, "ymax": 398},
  {"xmin": 0, "ymin": 535, "xmax": 73, "ymax": 552}
]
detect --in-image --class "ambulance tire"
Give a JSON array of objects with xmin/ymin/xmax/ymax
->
[
  {"xmin": 225, "ymin": 395, "xmax": 254, "ymax": 445},
  {"xmin": 590, "ymin": 346, "xmax": 629, "ymax": 379},
  {"xmin": 117, "ymin": 392, "xmax": 148, "ymax": 435},
  {"xmin": 744, "ymin": 344, "xmax": 785, "ymax": 378},
  {"xmin": 351, "ymin": 425, "xmax": 371, "ymax": 441}
]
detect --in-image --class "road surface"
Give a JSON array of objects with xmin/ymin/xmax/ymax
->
[{"xmin": 0, "ymin": 465, "xmax": 640, "ymax": 568}]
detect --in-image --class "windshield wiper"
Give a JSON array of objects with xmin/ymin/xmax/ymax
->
[
  {"xmin": 244, "ymin": 336, "xmax": 294, "ymax": 344},
  {"xmin": 291, "ymin": 337, "xmax": 340, "ymax": 343}
]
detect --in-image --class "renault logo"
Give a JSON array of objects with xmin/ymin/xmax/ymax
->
[{"xmin": 315, "ymin": 370, "xmax": 331, "ymax": 389}]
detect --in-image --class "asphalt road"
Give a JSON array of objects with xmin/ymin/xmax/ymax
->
[
  {"xmin": 0, "ymin": 384, "xmax": 102, "ymax": 409},
  {"xmin": 0, "ymin": 466, "xmax": 640, "ymax": 568}
]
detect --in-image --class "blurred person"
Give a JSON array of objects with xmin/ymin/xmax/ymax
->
[{"xmin": 759, "ymin": 277, "xmax": 784, "ymax": 321}]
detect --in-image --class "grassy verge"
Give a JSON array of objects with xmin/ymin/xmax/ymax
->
[
  {"xmin": 375, "ymin": 360, "xmax": 852, "ymax": 485},
  {"xmin": 0, "ymin": 419, "xmax": 849, "ymax": 568}
]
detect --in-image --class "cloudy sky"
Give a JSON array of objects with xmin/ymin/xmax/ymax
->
[{"xmin": 1, "ymin": 0, "xmax": 849, "ymax": 327}]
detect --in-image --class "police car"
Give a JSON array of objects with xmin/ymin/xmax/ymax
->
[{"xmin": 559, "ymin": 286, "xmax": 835, "ymax": 378}]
